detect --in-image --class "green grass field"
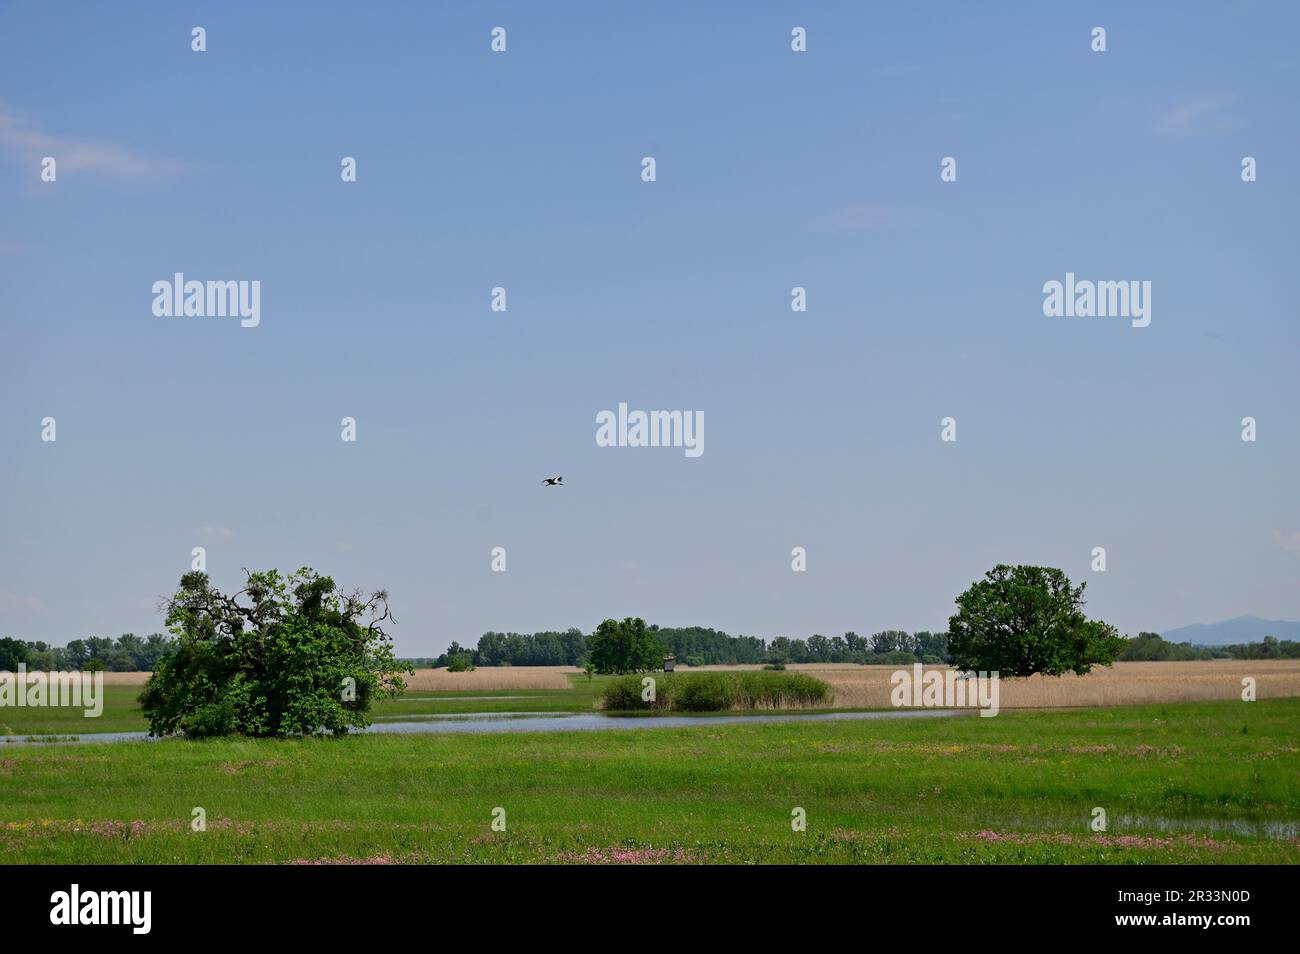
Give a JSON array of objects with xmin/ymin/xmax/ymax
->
[
  {"xmin": 0, "ymin": 676, "xmax": 616, "ymax": 737},
  {"xmin": 1, "ymin": 685, "xmax": 148, "ymax": 736},
  {"xmin": 1, "ymin": 697, "xmax": 1297, "ymax": 864}
]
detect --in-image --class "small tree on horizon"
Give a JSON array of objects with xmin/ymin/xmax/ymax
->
[
  {"xmin": 447, "ymin": 652, "xmax": 475, "ymax": 672},
  {"xmin": 588, "ymin": 617, "xmax": 664, "ymax": 675}
]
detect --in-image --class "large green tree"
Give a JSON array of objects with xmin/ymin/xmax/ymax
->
[
  {"xmin": 139, "ymin": 568, "xmax": 410, "ymax": 738},
  {"xmin": 588, "ymin": 617, "xmax": 664, "ymax": 674},
  {"xmin": 947, "ymin": 564, "xmax": 1125, "ymax": 677}
]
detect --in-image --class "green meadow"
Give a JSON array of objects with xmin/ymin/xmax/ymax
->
[
  {"xmin": 0, "ymin": 677, "xmax": 616, "ymax": 737},
  {"xmin": 1, "ymin": 685, "xmax": 147, "ymax": 736},
  {"xmin": 1, "ymin": 697, "xmax": 1297, "ymax": 864}
]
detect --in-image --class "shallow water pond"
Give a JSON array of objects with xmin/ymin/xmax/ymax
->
[{"xmin": 5, "ymin": 707, "xmax": 963, "ymax": 745}]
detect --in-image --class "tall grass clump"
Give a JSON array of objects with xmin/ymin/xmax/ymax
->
[{"xmin": 602, "ymin": 671, "xmax": 831, "ymax": 712}]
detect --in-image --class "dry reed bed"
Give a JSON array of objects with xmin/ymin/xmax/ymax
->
[
  {"xmin": 403, "ymin": 667, "xmax": 578, "ymax": 691},
  {"xmin": 99, "ymin": 672, "xmax": 151, "ymax": 686},
  {"xmin": 28, "ymin": 660, "xmax": 1300, "ymax": 706},
  {"xmin": 783, "ymin": 660, "xmax": 1300, "ymax": 709}
]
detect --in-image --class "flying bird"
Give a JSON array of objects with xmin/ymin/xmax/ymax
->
[{"xmin": 542, "ymin": 476, "xmax": 564, "ymax": 486}]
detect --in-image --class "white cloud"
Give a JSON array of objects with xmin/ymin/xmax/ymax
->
[
  {"xmin": 1159, "ymin": 93, "xmax": 1238, "ymax": 133},
  {"xmin": 0, "ymin": 105, "xmax": 181, "ymax": 180},
  {"xmin": 1272, "ymin": 530, "xmax": 1300, "ymax": 554}
]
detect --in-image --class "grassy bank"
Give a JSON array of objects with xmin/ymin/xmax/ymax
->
[{"xmin": 1, "ymin": 699, "xmax": 1297, "ymax": 864}]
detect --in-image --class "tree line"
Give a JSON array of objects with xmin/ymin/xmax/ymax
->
[
  {"xmin": 4, "ymin": 616, "xmax": 1296, "ymax": 675},
  {"xmin": 0, "ymin": 634, "xmax": 177, "ymax": 672},
  {"xmin": 1117, "ymin": 631, "xmax": 1300, "ymax": 661},
  {"xmin": 426, "ymin": 625, "xmax": 955, "ymax": 669},
  {"xmin": 412, "ymin": 626, "xmax": 1300, "ymax": 671}
]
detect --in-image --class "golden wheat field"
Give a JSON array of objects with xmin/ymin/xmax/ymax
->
[
  {"xmin": 98, "ymin": 671, "xmax": 151, "ymax": 685},
  {"xmin": 697, "ymin": 660, "xmax": 1300, "ymax": 708},
  {"xmin": 402, "ymin": 666, "xmax": 579, "ymax": 691}
]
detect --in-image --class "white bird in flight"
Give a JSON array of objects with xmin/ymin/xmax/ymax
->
[{"xmin": 542, "ymin": 476, "xmax": 564, "ymax": 486}]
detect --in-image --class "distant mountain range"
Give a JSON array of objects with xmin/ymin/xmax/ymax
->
[{"xmin": 1162, "ymin": 616, "xmax": 1300, "ymax": 646}]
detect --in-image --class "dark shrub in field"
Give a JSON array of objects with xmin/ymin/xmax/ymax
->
[
  {"xmin": 731, "ymin": 671, "xmax": 831, "ymax": 709},
  {"xmin": 446, "ymin": 653, "xmax": 475, "ymax": 672},
  {"xmin": 602, "ymin": 671, "xmax": 830, "ymax": 712},
  {"xmin": 600, "ymin": 673, "xmax": 671, "ymax": 710},
  {"xmin": 672, "ymin": 674, "xmax": 736, "ymax": 711},
  {"xmin": 876, "ymin": 650, "xmax": 918, "ymax": 666}
]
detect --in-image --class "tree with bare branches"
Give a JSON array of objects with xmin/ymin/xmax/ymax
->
[{"xmin": 139, "ymin": 568, "xmax": 410, "ymax": 738}]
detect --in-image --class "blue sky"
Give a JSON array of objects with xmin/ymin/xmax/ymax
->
[{"xmin": 2, "ymin": 1, "xmax": 1297, "ymax": 655}]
